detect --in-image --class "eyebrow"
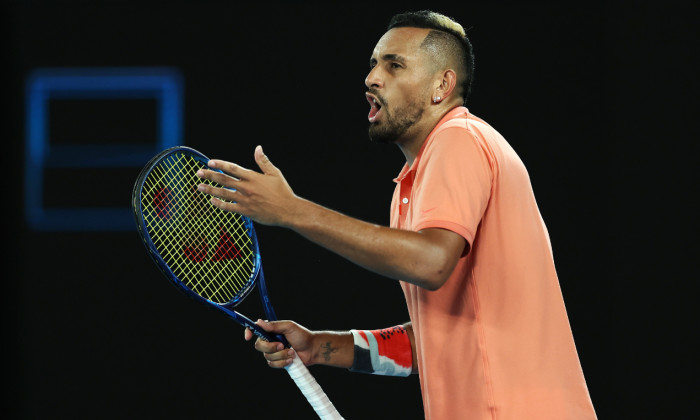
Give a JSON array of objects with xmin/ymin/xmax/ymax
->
[{"xmin": 369, "ymin": 54, "xmax": 408, "ymax": 67}]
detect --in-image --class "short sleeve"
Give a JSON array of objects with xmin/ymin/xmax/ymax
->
[{"xmin": 411, "ymin": 126, "xmax": 493, "ymax": 247}]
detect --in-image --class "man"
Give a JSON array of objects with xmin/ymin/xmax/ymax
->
[{"xmin": 196, "ymin": 10, "xmax": 597, "ymax": 420}]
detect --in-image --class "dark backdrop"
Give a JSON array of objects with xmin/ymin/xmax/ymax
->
[{"xmin": 3, "ymin": 1, "xmax": 697, "ymax": 419}]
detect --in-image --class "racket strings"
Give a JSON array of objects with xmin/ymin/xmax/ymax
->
[
  {"xmin": 141, "ymin": 153, "xmax": 256, "ymax": 304},
  {"xmin": 147, "ymin": 158, "xmax": 251, "ymax": 301}
]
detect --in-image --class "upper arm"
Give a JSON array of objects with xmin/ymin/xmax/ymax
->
[
  {"xmin": 412, "ymin": 227, "xmax": 467, "ymax": 290},
  {"xmin": 410, "ymin": 127, "xmax": 492, "ymax": 266}
]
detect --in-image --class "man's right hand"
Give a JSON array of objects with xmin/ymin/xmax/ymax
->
[{"xmin": 244, "ymin": 320, "xmax": 354, "ymax": 369}]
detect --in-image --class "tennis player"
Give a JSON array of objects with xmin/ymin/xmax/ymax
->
[{"xmin": 198, "ymin": 10, "xmax": 597, "ymax": 420}]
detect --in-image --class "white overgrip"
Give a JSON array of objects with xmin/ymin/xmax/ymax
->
[{"xmin": 285, "ymin": 350, "xmax": 344, "ymax": 420}]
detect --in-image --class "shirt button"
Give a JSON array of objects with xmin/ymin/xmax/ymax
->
[{"xmin": 402, "ymin": 197, "xmax": 409, "ymax": 204}]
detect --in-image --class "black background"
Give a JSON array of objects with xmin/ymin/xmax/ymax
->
[{"xmin": 3, "ymin": 1, "xmax": 697, "ymax": 419}]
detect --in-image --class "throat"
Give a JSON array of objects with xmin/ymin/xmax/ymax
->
[{"xmin": 396, "ymin": 125, "xmax": 432, "ymax": 166}]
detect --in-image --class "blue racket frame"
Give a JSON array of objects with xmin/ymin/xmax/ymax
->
[{"xmin": 132, "ymin": 146, "xmax": 288, "ymax": 346}]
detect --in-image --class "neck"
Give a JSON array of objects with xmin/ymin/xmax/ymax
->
[
  {"xmin": 396, "ymin": 103, "xmax": 459, "ymax": 166},
  {"xmin": 396, "ymin": 125, "xmax": 433, "ymax": 166}
]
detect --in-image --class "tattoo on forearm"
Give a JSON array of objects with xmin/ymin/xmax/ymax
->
[{"xmin": 320, "ymin": 341, "xmax": 338, "ymax": 362}]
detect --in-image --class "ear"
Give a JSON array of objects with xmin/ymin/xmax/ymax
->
[{"xmin": 432, "ymin": 69, "xmax": 458, "ymax": 104}]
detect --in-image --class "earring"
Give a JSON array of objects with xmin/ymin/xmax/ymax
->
[{"xmin": 433, "ymin": 96, "xmax": 442, "ymax": 103}]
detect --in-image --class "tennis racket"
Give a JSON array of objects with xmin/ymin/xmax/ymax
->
[{"xmin": 132, "ymin": 146, "xmax": 343, "ymax": 420}]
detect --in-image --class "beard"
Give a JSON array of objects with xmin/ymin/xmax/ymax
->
[{"xmin": 368, "ymin": 95, "xmax": 426, "ymax": 144}]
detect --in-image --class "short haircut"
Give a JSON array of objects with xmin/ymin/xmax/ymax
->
[{"xmin": 387, "ymin": 10, "xmax": 475, "ymax": 103}]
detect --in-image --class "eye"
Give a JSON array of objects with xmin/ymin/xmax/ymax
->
[{"xmin": 390, "ymin": 62, "xmax": 402, "ymax": 69}]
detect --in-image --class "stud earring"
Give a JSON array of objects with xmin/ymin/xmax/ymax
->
[{"xmin": 433, "ymin": 96, "xmax": 442, "ymax": 103}]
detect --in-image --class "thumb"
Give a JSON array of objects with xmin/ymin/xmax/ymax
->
[
  {"xmin": 257, "ymin": 319, "xmax": 291, "ymax": 335},
  {"xmin": 254, "ymin": 145, "xmax": 280, "ymax": 175}
]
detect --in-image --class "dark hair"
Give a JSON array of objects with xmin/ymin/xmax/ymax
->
[{"xmin": 388, "ymin": 10, "xmax": 475, "ymax": 102}]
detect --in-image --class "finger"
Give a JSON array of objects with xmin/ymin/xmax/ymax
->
[
  {"xmin": 263, "ymin": 348, "xmax": 296, "ymax": 361},
  {"xmin": 207, "ymin": 159, "xmax": 255, "ymax": 180},
  {"xmin": 256, "ymin": 319, "xmax": 293, "ymax": 335},
  {"xmin": 196, "ymin": 182, "xmax": 240, "ymax": 202},
  {"xmin": 196, "ymin": 168, "xmax": 241, "ymax": 189},
  {"xmin": 265, "ymin": 351, "xmax": 295, "ymax": 368},
  {"xmin": 252, "ymin": 320, "xmax": 284, "ymax": 350},
  {"xmin": 209, "ymin": 196, "xmax": 248, "ymax": 216},
  {"xmin": 254, "ymin": 337, "xmax": 285, "ymax": 353},
  {"xmin": 244, "ymin": 327, "xmax": 253, "ymax": 341},
  {"xmin": 197, "ymin": 186, "xmax": 249, "ymax": 214},
  {"xmin": 254, "ymin": 145, "xmax": 281, "ymax": 176}
]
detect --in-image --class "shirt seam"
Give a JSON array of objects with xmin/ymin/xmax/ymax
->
[{"xmin": 470, "ymin": 267, "xmax": 498, "ymax": 419}]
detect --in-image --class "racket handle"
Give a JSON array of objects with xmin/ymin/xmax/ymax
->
[
  {"xmin": 285, "ymin": 351, "xmax": 344, "ymax": 420},
  {"xmin": 220, "ymin": 307, "xmax": 278, "ymax": 342}
]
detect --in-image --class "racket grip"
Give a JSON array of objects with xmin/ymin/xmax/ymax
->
[{"xmin": 285, "ymin": 351, "xmax": 344, "ymax": 420}]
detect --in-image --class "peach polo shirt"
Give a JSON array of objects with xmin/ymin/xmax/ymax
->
[{"xmin": 391, "ymin": 107, "xmax": 596, "ymax": 419}]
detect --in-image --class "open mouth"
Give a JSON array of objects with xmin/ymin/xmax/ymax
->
[{"xmin": 366, "ymin": 93, "xmax": 383, "ymax": 122}]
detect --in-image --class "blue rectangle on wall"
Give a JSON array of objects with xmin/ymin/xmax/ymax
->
[{"xmin": 25, "ymin": 67, "xmax": 184, "ymax": 231}]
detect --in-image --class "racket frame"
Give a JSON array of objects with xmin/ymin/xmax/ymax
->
[
  {"xmin": 133, "ymin": 146, "xmax": 343, "ymax": 419},
  {"xmin": 132, "ymin": 146, "xmax": 273, "ymax": 342}
]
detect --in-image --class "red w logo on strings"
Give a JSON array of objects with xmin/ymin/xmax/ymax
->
[
  {"xmin": 183, "ymin": 228, "xmax": 241, "ymax": 262},
  {"xmin": 212, "ymin": 228, "xmax": 242, "ymax": 261},
  {"xmin": 154, "ymin": 187, "xmax": 172, "ymax": 219}
]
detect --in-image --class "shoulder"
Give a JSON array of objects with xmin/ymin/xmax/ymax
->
[
  {"xmin": 426, "ymin": 108, "xmax": 489, "ymax": 149},
  {"xmin": 424, "ymin": 121, "xmax": 486, "ymax": 163}
]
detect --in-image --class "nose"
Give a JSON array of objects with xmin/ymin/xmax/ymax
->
[{"xmin": 365, "ymin": 65, "xmax": 383, "ymax": 89}]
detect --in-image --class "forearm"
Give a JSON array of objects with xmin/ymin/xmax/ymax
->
[
  {"xmin": 285, "ymin": 197, "xmax": 460, "ymax": 290},
  {"xmin": 198, "ymin": 153, "xmax": 464, "ymax": 290},
  {"xmin": 309, "ymin": 330, "xmax": 354, "ymax": 368},
  {"xmin": 310, "ymin": 323, "xmax": 417, "ymax": 376},
  {"xmin": 250, "ymin": 321, "xmax": 415, "ymax": 374}
]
